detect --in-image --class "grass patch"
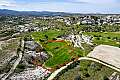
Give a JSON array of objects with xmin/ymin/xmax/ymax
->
[
  {"xmin": 83, "ymin": 32, "xmax": 120, "ymax": 47},
  {"xmin": 32, "ymin": 29, "xmax": 84, "ymax": 68}
]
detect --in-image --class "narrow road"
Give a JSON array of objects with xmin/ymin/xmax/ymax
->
[
  {"xmin": 1, "ymin": 40, "xmax": 24, "ymax": 80},
  {"xmin": 1, "ymin": 51, "xmax": 23, "ymax": 80},
  {"xmin": 47, "ymin": 57, "xmax": 120, "ymax": 80}
]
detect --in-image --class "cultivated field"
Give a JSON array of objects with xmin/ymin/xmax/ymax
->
[{"xmin": 32, "ymin": 29, "xmax": 84, "ymax": 68}]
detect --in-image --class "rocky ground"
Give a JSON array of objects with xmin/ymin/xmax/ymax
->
[{"xmin": 0, "ymin": 38, "xmax": 19, "ymax": 76}]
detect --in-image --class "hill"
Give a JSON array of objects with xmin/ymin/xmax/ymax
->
[{"xmin": 0, "ymin": 9, "xmax": 72, "ymax": 16}]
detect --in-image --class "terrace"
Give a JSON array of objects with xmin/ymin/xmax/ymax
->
[{"xmin": 31, "ymin": 29, "xmax": 84, "ymax": 69}]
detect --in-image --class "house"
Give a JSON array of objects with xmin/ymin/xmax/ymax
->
[{"xmin": 81, "ymin": 19, "xmax": 95, "ymax": 25}]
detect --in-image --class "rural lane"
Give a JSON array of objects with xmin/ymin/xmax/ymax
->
[
  {"xmin": 47, "ymin": 57, "xmax": 120, "ymax": 80},
  {"xmin": 1, "ymin": 40, "xmax": 24, "ymax": 80}
]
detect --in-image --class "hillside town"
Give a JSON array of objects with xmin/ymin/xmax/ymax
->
[{"xmin": 1, "ymin": 15, "xmax": 120, "ymax": 32}]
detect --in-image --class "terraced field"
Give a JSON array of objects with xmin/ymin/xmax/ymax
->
[
  {"xmin": 32, "ymin": 31, "xmax": 120, "ymax": 69},
  {"xmin": 32, "ymin": 29, "xmax": 84, "ymax": 68}
]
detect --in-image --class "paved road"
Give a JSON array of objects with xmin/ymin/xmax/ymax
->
[{"xmin": 47, "ymin": 57, "xmax": 120, "ymax": 80}]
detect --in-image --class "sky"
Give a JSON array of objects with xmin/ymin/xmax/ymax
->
[{"xmin": 0, "ymin": 0, "xmax": 120, "ymax": 13}]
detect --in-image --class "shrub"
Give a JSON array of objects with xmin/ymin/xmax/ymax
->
[
  {"xmin": 84, "ymin": 73, "xmax": 90, "ymax": 77},
  {"xmin": 17, "ymin": 64, "xmax": 25, "ymax": 69},
  {"xmin": 53, "ymin": 38, "xmax": 57, "ymax": 40}
]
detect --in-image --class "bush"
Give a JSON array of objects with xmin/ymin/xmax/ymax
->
[
  {"xmin": 107, "ymin": 37, "xmax": 111, "ymax": 39},
  {"xmin": 84, "ymin": 73, "xmax": 90, "ymax": 77},
  {"xmin": 96, "ymin": 37, "xmax": 100, "ymax": 40},
  {"xmin": 17, "ymin": 64, "xmax": 25, "ymax": 69},
  {"xmin": 39, "ymin": 39, "xmax": 44, "ymax": 42},
  {"xmin": 45, "ymin": 35, "xmax": 48, "ymax": 39},
  {"xmin": 103, "ymin": 76, "xmax": 109, "ymax": 80},
  {"xmin": 15, "ymin": 64, "xmax": 25, "ymax": 73},
  {"xmin": 17, "ymin": 47, "xmax": 21, "ymax": 53},
  {"xmin": 53, "ymin": 38, "xmax": 57, "ymax": 40}
]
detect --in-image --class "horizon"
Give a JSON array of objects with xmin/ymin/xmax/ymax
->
[
  {"xmin": 0, "ymin": 0, "xmax": 120, "ymax": 14},
  {"xmin": 1, "ymin": 9, "xmax": 120, "ymax": 14}
]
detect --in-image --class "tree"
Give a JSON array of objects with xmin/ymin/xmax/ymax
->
[
  {"xmin": 53, "ymin": 38, "xmax": 57, "ymax": 40},
  {"xmin": 17, "ymin": 47, "xmax": 21, "ymax": 53},
  {"xmin": 96, "ymin": 37, "xmax": 100, "ymax": 40},
  {"xmin": 45, "ymin": 35, "xmax": 48, "ymax": 39},
  {"xmin": 84, "ymin": 73, "xmax": 90, "ymax": 77},
  {"xmin": 15, "ymin": 64, "xmax": 26, "ymax": 73},
  {"xmin": 17, "ymin": 64, "xmax": 25, "ymax": 69},
  {"xmin": 107, "ymin": 37, "xmax": 111, "ymax": 39},
  {"xmin": 103, "ymin": 76, "xmax": 109, "ymax": 80},
  {"xmin": 39, "ymin": 39, "xmax": 44, "ymax": 42}
]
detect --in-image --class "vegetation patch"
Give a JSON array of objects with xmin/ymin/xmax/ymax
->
[
  {"xmin": 57, "ymin": 60, "xmax": 115, "ymax": 80},
  {"xmin": 32, "ymin": 29, "xmax": 84, "ymax": 68},
  {"xmin": 83, "ymin": 32, "xmax": 120, "ymax": 47}
]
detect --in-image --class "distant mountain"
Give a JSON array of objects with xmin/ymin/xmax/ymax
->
[
  {"xmin": 0, "ymin": 9, "xmax": 119, "ymax": 16},
  {"xmin": 0, "ymin": 9, "xmax": 73, "ymax": 16}
]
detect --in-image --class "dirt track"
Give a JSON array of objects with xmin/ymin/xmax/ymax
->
[
  {"xmin": 88, "ymin": 45, "xmax": 120, "ymax": 69},
  {"xmin": 48, "ymin": 45, "xmax": 120, "ymax": 80}
]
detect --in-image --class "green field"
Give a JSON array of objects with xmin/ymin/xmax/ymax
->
[
  {"xmin": 45, "ymin": 42, "xmax": 71, "ymax": 67},
  {"xmin": 32, "ymin": 31, "xmax": 120, "ymax": 68},
  {"xmin": 84, "ymin": 32, "xmax": 120, "ymax": 47},
  {"xmin": 32, "ymin": 29, "xmax": 84, "ymax": 68}
]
